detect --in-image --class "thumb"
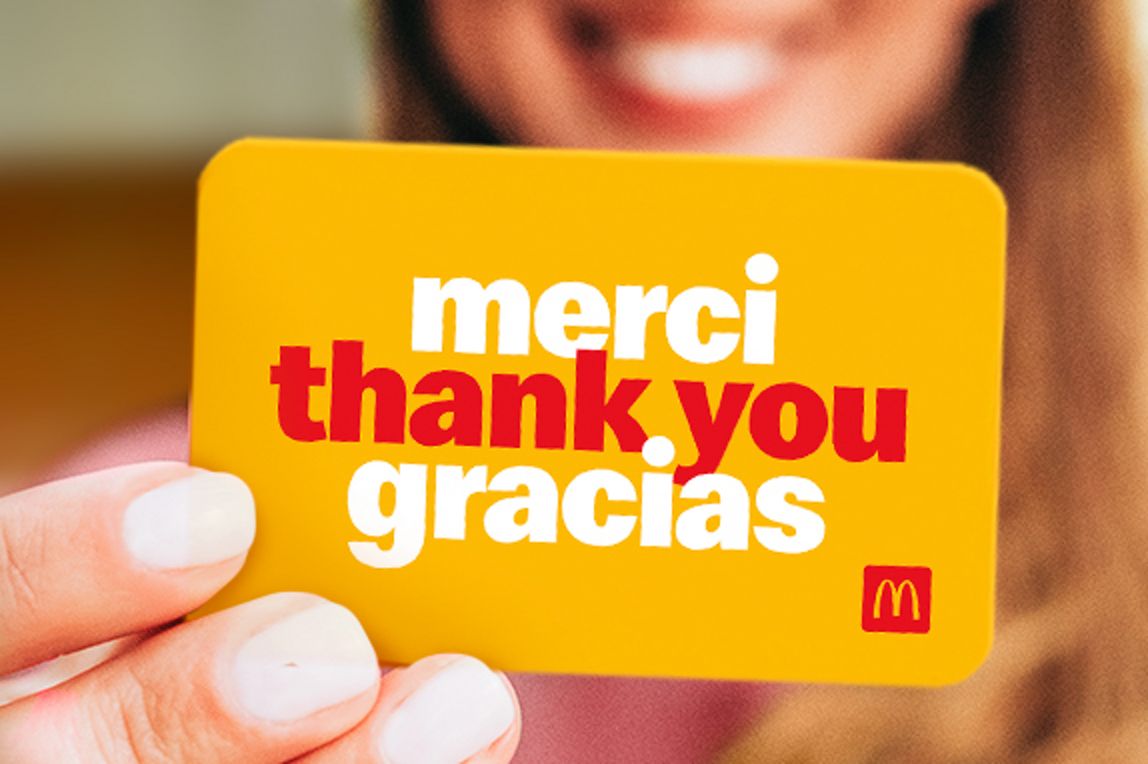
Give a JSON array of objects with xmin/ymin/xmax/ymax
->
[{"xmin": 0, "ymin": 593, "xmax": 380, "ymax": 763}]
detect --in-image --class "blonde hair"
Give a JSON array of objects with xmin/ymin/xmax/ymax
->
[{"xmin": 374, "ymin": 1, "xmax": 1148, "ymax": 759}]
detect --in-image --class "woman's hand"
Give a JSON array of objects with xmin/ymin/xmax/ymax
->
[{"xmin": 0, "ymin": 462, "xmax": 521, "ymax": 763}]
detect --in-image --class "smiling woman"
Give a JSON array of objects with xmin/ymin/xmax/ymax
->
[
  {"xmin": 375, "ymin": 0, "xmax": 1148, "ymax": 761},
  {"xmin": 4, "ymin": 0, "xmax": 1148, "ymax": 761}
]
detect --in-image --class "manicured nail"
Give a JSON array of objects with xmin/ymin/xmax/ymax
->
[
  {"xmin": 231, "ymin": 602, "xmax": 379, "ymax": 722},
  {"xmin": 122, "ymin": 471, "xmax": 256, "ymax": 569},
  {"xmin": 379, "ymin": 656, "xmax": 516, "ymax": 764}
]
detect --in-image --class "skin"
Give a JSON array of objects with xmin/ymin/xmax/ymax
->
[
  {"xmin": 0, "ymin": 464, "xmax": 520, "ymax": 763},
  {"xmin": 427, "ymin": 0, "xmax": 992, "ymax": 157},
  {"xmin": 1, "ymin": 0, "xmax": 992, "ymax": 760}
]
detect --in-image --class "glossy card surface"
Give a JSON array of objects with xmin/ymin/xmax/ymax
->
[{"xmin": 192, "ymin": 139, "xmax": 1005, "ymax": 685}]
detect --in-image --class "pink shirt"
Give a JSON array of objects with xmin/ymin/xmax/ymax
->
[{"xmin": 45, "ymin": 407, "xmax": 774, "ymax": 762}]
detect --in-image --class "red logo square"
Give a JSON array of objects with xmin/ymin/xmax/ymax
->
[{"xmin": 862, "ymin": 566, "xmax": 932, "ymax": 634}]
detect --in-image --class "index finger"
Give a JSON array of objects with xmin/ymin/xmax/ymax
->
[{"xmin": 0, "ymin": 461, "xmax": 255, "ymax": 674}]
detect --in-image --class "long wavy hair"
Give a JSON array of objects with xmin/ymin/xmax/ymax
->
[{"xmin": 373, "ymin": 1, "xmax": 1148, "ymax": 759}]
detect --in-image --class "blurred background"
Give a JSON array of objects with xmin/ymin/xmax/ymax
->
[
  {"xmin": 1, "ymin": 1, "xmax": 374, "ymax": 491},
  {"xmin": 3, "ymin": 0, "xmax": 1148, "ymax": 491}
]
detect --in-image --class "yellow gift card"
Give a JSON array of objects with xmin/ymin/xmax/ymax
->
[{"xmin": 192, "ymin": 139, "xmax": 1005, "ymax": 686}]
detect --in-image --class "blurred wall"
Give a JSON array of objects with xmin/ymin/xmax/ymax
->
[
  {"xmin": 0, "ymin": 0, "xmax": 373, "ymax": 163},
  {"xmin": 0, "ymin": 1, "xmax": 374, "ymax": 491}
]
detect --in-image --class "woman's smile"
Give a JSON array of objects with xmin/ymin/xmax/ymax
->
[
  {"xmin": 556, "ymin": 5, "xmax": 798, "ymax": 135},
  {"xmin": 427, "ymin": 0, "xmax": 988, "ymax": 156}
]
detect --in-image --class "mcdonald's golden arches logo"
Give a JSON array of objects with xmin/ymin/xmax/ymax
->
[{"xmin": 862, "ymin": 566, "xmax": 932, "ymax": 634}]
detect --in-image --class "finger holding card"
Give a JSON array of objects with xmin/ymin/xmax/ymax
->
[{"xmin": 297, "ymin": 654, "xmax": 520, "ymax": 764}]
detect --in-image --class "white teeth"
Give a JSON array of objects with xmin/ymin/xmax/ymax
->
[{"xmin": 610, "ymin": 40, "xmax": 780, "ymax": 102}]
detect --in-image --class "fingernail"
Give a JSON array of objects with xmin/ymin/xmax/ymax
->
[
  {"xmin": 379, "ymin": 656, "xmax": 516, "ymax": 764},
  {"xmin": 231, "ymin": 602, "xmax": 379, "ymax": 722},
  {"xmin": 122, "ymin": 471, "xmax": 256, "ymax": 569}
]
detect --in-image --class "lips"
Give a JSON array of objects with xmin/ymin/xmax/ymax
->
[{"xmin": 559, "ymin": 7, "xmax": 789, "ymax": 133}]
